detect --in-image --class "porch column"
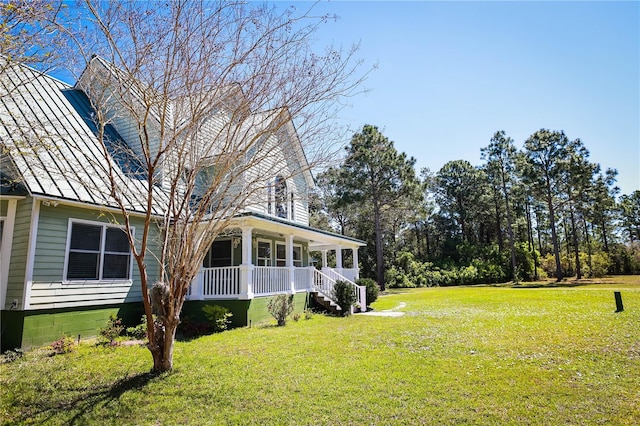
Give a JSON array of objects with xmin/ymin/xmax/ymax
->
[
  {"xmin": 321, "ymin": 250, "xmax": 328, "ymax": 268},
  {"xmin": 352, "ymin": 247, "xmax": 360, "ymax": 280},
  {"xmin": 239, "ymin": 226, "xmax": 254, "ymax": 299},
  {"xmin": 335, "ymin": 246, "xmax": 343, "ymax": 275},
  {"xmin": 286, "ymin": 234, "xmax": 295, "ymax": 293}
]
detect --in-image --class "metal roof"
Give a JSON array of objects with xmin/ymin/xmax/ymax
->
[{"xmin": 0, "ymin": 59, "xmax": 168, "ymax": 214}]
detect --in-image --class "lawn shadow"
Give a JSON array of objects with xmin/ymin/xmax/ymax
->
[{"xmin": 23, "ymin": 371, "xmax": 160, "ymax": 425}]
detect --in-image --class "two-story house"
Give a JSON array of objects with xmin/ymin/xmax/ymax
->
[{"xmin": 0, "ymin": 57, "xmax": 365, "ymax": 351}]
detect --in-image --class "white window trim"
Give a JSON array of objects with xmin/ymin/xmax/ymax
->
[
  {"xmin": 63, "ymin": 218, "xmax": 134, "ymax": 284},
  {"xmin": 256, "ymin": 238, "xmax": 272, "ymax": 266}
]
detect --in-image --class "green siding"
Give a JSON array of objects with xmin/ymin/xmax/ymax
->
[
  {"xmin": 0, "ymin": 200, "xmax": 7, "ymax": 216},
  {"xmin": 5, "ymin": 197, "xmax": 32, "ymax": 310},
  {"xmin": 28, "ymin": 204, "xmax": 162, "ymax": 308},
  {"xmin": 182, "ymin": 293, "xmax": 310, "ymax": 328},
  {"xmin": 0, "ymin": 302, "xmax": 144, "ymax": 350}
]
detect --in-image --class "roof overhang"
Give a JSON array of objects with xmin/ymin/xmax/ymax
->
[{"xmin": 228, "ymin": 212, "xmax": 365, "ymax": 250}]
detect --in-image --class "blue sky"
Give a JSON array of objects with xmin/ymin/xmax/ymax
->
[{"xmin": 298, "ymin": 0, "xmax": 639, "ymax": 196}]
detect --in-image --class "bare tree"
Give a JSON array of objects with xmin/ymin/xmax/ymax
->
[
  {"xmin": 0, "ymin": 0, "xmax": 67, "ymax": 75},
  {"xmin": 6, "ymin": 0, "xmax": 366, "ymax": 372}
]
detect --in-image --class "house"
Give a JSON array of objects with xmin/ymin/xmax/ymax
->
[{"xmin": 0, "ymin": 58, "xmax": 366, "ymax": 351}]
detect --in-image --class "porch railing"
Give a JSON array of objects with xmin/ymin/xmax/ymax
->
[
  {"xmin": 253, "ymin": 266, "xmax": 291, "ymax": 295},
  {"xmin": 190, "ymin": 266, "xmax": 365, "ymax": 311},
  {"xmin": 198, "ymin": 266, "xmax": 241, "ymax": 298},
  {"xmin": 313, "ymin": 269, "xmax": 366, "ymax": 313}
]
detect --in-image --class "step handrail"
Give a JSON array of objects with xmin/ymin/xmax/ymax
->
[{"xmin": 312, "ymin": 269, "xmax": 366, "ymax": 312}]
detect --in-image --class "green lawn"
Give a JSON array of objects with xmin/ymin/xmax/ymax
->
[{"xmin": 2, "ymin": 278, "xmax": 639, "ymax": 425}]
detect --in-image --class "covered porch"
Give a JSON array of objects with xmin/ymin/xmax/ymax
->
[{"xmin": 187, "ymin": 213, "xmax": 367, "ymax": 310}]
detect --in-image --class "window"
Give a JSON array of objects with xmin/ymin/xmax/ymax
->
[
  {"xmin": 290, "ymin": 192, "xmax": 295, "ymax": 221},
  {"xmin": 276, "ymin": 243, "xmax": 286, "ymax": 266},
  {"xmin": 256, "ymin": 240, "xmax": 272, "ymax": 266},
  {"xmin": 267, "ymin": 182, "xmax": 272, "ymax": 215},
  {"xmin": 65, "ymin": 221, "xmax": 132, "ymax": 281},
  {"xmin": 293, "ymin": 245, "xmax": 303, "ymax": 267},
  {"xmin": 274, "ymin": 175, "xmax": 287, "ymax": 219},
  {"xmin": 203, "ymin": 239, "xmax": 232, "ymax": 267}
]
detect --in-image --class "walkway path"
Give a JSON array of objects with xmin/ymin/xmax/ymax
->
[{"xmin": 358, "ymin": 302, "xmax": 406, "ymax": 317}]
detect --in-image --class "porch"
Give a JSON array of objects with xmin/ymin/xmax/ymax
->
[{"xmin": 187, "ymin": 212, "xmax": 367, "ymax": 312}]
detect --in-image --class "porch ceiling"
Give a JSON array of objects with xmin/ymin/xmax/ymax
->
[{"xmin": 229, "ymin": 212, "xmax": 365, "ymax": 250}]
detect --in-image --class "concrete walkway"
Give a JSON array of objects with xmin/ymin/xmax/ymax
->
[{"xmin": 358, "ymin": 302, "xmax": 406, "ymax": 317}]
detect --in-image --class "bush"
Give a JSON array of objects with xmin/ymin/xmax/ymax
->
[
  {"xmin": 202, "ymin": 304, "xmax": 233, "ymax": 332},
  {"xmin": 177, "ymin": 316, "xmax": 211, "ymax": 338},
  {"xmin": 2, "ymin": 348, "xmax": 24, "ymax": 363},
  {"xmin": 126, "ymin": 315, "xmax": 148, "ymax": 340},
  {"xmin": 98, "ymin": 314, "xmax": 124, "ymax": 345},
  {"xmin": 332, "ymin": 280, "xmax": 356, "ymax": 316},
  {"xmin": 268, "ymin": 294, "xmax": 295, "ymax": 326},
  {"xmin": 50, "ymin": 336, "xmax": 75, "ymax": 355},
  {"xmin": 356, "ymin": 278, "xmax": 379, "ymax": 306}
]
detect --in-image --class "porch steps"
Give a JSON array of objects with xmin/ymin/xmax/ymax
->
[{"xmin": 311, "ymin": 291, "xmax": 342, "ymax": 315}]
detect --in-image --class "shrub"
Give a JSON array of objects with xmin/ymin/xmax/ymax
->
[
  {"xmin": 580, "ymin": 251, "xmax": 611, "ymax": 278},
  {"xmin": 126, "ymin": 315, "xmax": 148, "ymax": 340},
  {"xmin": 50, "ymin": 336, "xmax": 75, "ymax": 355},
  {"xmin": 2, "ymin": 348, "xmax": 24, "ymax": 363},
  {"xmin": 332, "ymin": 280, "xmax": 356, "ymax": 316},
  {"xmin": 268, "ymin": 294, "xmax": 295, "ymax": 326},
  {"xmin": 177, "ymin": 316, "xmax": 211, "ymax": 338},
  {"xmin": 356, "ymin": 278, "xmax": 379, "ymax": 306},
  {"xmin": 304, "ymin": 309, "xmax": 314, "ymax": 320},
  {"xmin": 292, "ymin": 313, "xmax": 301, "ymax": 322},
  {"xmin": 202, "ymin": 304, "xmax": 233, "ymax": 332},
  {"xmin": 98, "ymin": 314, "xmax": 124, "ymax": 345}
]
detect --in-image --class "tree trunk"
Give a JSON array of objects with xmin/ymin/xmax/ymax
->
[
  {"xmin": 373, "ymin": 199, "xmax": 385, "ymax": 291},
  {"xmin": 569, "ymin": 205, "xmax": 581, "ymax": 279},
  {"xmin": 583, "ymin": 216, "xmax": 593, "ymax": 278},
  {"xmin": 501, "ymin": 175, "xmax": 517, "ymax": 282},
  {"xmin": 493, "ymin": 187, "xmax": 504, "ymax": 253},
  {"xmin": 545, "ymin": 182, "xmax": 563, "ymax": 281}
]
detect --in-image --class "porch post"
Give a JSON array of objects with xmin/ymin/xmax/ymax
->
[
  {"xmin": 352, "ymin": 247, "xmax": 360, "ymax": 280},
  {"xmin": 239, "ymin": 226, "xmax": 254, "ymax": 299},
  {"xmin": 321, "ymin": 250, "xmax": 328, "ymax": 268},
  {"xmin": 335, "ymin": 246, "xmax": 343, "ymax": 275},
  {"xmin": 286, "ymin": 234, "xmax": 295, "ymax": 293}
]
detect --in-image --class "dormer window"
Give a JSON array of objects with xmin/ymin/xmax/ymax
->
[
  {"xmin": 275, "ymin": 175, "xmax": 287, "ymax": 219},
  {"xmin": 290, "ymin": 192, "xmax": 295, "ymax": 221}
]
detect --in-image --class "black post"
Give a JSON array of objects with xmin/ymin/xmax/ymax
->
[{"xmin": 614, "ymin": 291, "xmax": 624, "ymax": 313}]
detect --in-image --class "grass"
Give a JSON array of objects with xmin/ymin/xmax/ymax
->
[{"xmin": 1, "ymin": 277, "xmax": 639, "ymax": 425}]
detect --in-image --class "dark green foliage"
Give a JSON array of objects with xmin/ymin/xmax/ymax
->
[
  {"xmin": 97, "ymin": 314, "xmax": 124, "ymax": 345},
  {"xmin": 356, "ymin": 278, "xmax": 379, "ymax": 305},
  {"xmin": 332, "ymin": 280, "xmax": 357, "ymax": 316},
  {"xmin": 126, "ymin": 316, "xmax": 148, "ymax": 340},
  {"xmin": 202, "ymin": 305, "xmax": 233, "ymax": 332},
  {"xmin": 177, "ymin": 316, "xmax": 211, "ymax": 339},
  {"xmin": 267, "ymin": 294, "xmax": 295, "ymax": 326}
]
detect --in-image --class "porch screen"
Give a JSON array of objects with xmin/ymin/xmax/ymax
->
[
  {"xmin": 66, "ymin": 222, "xmax": 131, "ymax": 280},
  {"xmin": 204, "ymin": 240, "xmax": 232, "ymax": 267}
]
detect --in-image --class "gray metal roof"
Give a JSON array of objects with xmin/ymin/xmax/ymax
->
[{"xmin": 0, "ymin": 60, "xmax": 168, "ymax": 214}]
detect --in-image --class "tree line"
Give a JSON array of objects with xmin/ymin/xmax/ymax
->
[{"xmin": 312, "ymin": 125, "xmax": 640, "ymax": 290}]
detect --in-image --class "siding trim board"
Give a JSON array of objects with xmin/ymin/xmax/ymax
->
[
  {"xmin": 22, "ymin": 198, "xmax": 40, "ymax": 310},
  {"xmin": 0, "ymin": 198, "xmax": 19, "ymax": 309}
]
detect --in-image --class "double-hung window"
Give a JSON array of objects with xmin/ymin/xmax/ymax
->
[{"xmin": 65, "ymin": 221, "xmax": 132, "ymax": 281}]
